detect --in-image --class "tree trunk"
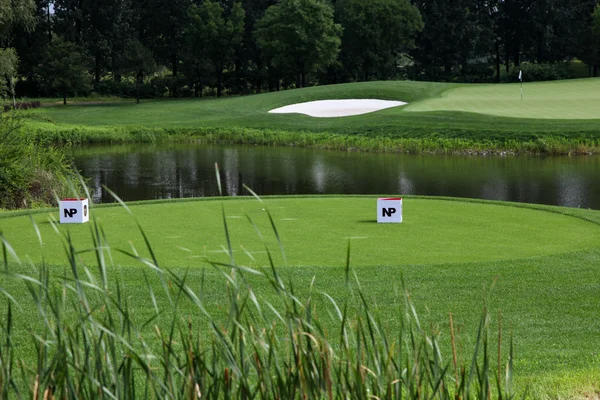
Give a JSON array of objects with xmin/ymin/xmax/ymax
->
[
  {"xmin": 94, "ymin": 54, "xmax": 101, "ymax": 90},
  {"xmin": 594, "ymin": 64, "xmax": 599, "ymax": 77},
  {"xmin": 171, "ymin": 52, "xmax": 178, "ymax": 97},
  {"xmin": 11, "ymin": 78, "xmax": 15, "ymax": 109},
  {"xmin": 296, "ymin": 71, "xmax": 302, "ymax": 88},
  {"xmin": 256, "ymin": 59, "xmax": 262, "ymax": 94},
  {"xmin": 301, "ymin": 70, "xmax": 305, "ymax": 88},
  {"xmin": 495, "ymin": 39, "xmax": 501, "ymax": 83},
  {"xmin": 136, "ymin": 71, "xmax": 142, "ymax": 104},
  {"xmin": 63, "ymin": 88, "xmax": 67, "ymax": 105},
  {"xmin": 47, "ymin": 2, "xmax": 52, "ymax": 42},
  {"xmin": 217, "ymin": 66, "xmax": 223, "ymax": 97}
]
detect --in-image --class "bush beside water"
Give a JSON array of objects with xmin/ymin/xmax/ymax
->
[{"xmin": 0, "ymin": 113, "xmax": 81, "ymax": 209}]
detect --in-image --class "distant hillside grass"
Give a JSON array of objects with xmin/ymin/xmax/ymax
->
[{"xmin": 25, "ymin": 79, "xmax": 600, "ymax": 154}]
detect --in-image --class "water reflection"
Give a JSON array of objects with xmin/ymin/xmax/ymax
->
[{"xmin": 70, "ymin": 144, "xmax": 600, "ymax": 209}]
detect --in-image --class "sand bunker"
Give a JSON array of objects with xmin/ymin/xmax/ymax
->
[{"xmin": 268, "ymin": 99, "xmax": 407, "ymax": 118}]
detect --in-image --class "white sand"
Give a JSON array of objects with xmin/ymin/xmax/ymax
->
[{"xmin": 268, "ymin": 99, "xmax": 407, "ymax": 118}]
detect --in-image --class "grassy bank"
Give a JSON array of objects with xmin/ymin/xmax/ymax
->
[
  {"xmin": 25, "ymin": 79, "xmax": 600, "ymax": 155},
  {"xmin": 2, "ymin": 196, "xmax": 600, "ymax": 397}
]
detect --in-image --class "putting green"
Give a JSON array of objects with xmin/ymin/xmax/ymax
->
[
  {"xmin": 405, "ymin": 78, "xmax": 600, "ymax": 119},
  {"xmin": 2, "ymin": 197, "xmax": 599, "ymax": 268}
]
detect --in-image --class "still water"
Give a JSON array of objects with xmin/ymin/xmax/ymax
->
[{"xmin": 71, "ymin": 143, "xmax": 600, "ymax": 209}]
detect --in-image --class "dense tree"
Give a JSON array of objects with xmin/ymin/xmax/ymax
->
[
  {"xmin": 237, "ymin": 0, "xmax": 276, "ymax": 93},
  {"xmin": 144, "ymin": 0, "xmax": 192, "ymax": 82},
  {"xmin": 585, "ymin": 3, "xmax": 600, "ymax": 76},
  {"xmin": 186, "ymin": 1, "xmax": 244, "ymax": 97},
  {"xmin": 0, "ymin": 0, "xmax": 36, "ymax": 45},
  {"xmin": 122, "ymin": 39, "xmax": 156, "ymax": 103},
  {"xmin": 0, "ymin": 0, "xmax": 598, "ymax": 100},
  {"xmin": 335, "ymin": 0, "xmax": 422, "ymax": 81},
  {"xmin": 411, "ymin": 0, "xmax": 496, "ymax": 81},
  {"xmin": 36, "ymin": 39, "xmax": 90, "ymax": 104},
  {"xmin": 0, "ymin": 48, "xmax": 18, "ymax": 105},
  {"xmin": 255, "ymin": 0, "xmax": 341, "ymax": 88}
]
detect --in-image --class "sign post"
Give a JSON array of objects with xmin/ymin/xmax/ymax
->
[
  {"xmin": 59, "ymin": 198, "xmax": 89, "ymax": 224},
  {"xmin": 377, "ymin": 198, "xmax": 402, "ymax": 223}
]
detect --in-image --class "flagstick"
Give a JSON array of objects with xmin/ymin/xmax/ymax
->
[{"xmin": 519, "ymin": 69, "xmax": 523, "ymax": 100}]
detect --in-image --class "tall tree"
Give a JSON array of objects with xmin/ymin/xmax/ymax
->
[
  {"xmin": 0, "ymin": 48, "xmax": 18, "ymax": 106},
  {"xmin": 335, "ymin": 0, "xmax": 422, "ymax": 81},
  {"xmin": 36, "ymin": 39, "xmax": 90, "ymax": 104},
  {"xmin": 238, "ymin": 0, "xmax": 277, "ymax": 93},
  {"xmin": 411, "ymin": 0, "xmax": 495, "ymax": 81},
  {"xmin": 255, "ymin": 0, "xmax": 342, "ymax": 88},
  {"xmin": 123, "ymin": 38, "xmax": 156, "ymax": 103},
  {"xmin": 186, "ymin": 1, "xmax": 244, "ymax": 97},
  {"xmin": 0, "ymin": 0, "xmax": 36, "ymax": 46},
  {"xmin": 144, "ymin": 0, "xmax": 191, "ymax": 82}
]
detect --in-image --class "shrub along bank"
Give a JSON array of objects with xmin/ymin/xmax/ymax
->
[
  {"xmin": 0, "ymin": 113, "xmax": 81, "ymax": 209},
  {"xmin": 26, "ymin": 123, "xmax": 600, "ymax": 156}
]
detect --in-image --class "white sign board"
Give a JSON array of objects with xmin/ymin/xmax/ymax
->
[
  {"xmin": 377, "ymin": 198, "xmax": 402, "ymax": 223},
  {"xmin": 59, "ymin": 198, "xmax": 89, "ymax": 224}
]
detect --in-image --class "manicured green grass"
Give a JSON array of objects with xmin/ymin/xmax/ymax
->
[
  {"xmin": 405, "ymin": 78, "xmax": 600, "ymax": 119},
  {"xmin": 2, "ymin": 196, "xmax": 600, "ymax": 396},
  {"xmin": 24, "ymin": 79, "xmax": 600, "ymax": 154},
  {"xmin": 3, "ymin": 197, "xmax": 600, "ymax": 268}
]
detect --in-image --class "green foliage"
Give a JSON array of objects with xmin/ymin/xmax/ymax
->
[
  {"xmin": 0, "ymin": 48, "xmax": 18, "ymax": 99},
  {"xmin": 335, "ymin": 0, "xmax": 423, "ymax": 81},
  {"xmin": 0, "ymin": 0, "xmax": 36, "ymax": 42},
  {"xmin": 186, "ymin": 1, "xmax": 245, "ymax": 97},
  {"xmin": 255, "ymin": 0, "xmax": 342, "ymax": 88},
  {"xmin": 507, "ymin": 62, "xmax": 573, "ymax": 82},
  {"xmin": 0, "ymin": 113, "xmax": 80, "ymax": 209},
  {"xmin": 122, "ymin": 39, "xmax": 157, "ymax": 103},
  {"xmin": 36, "ymin": 39, "xmax": 91, "ymax": 104}
]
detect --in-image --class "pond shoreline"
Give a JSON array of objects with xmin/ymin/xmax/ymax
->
[{"xmin": 28, "ymin": 125, "xmax": 600, "ymax": 156}]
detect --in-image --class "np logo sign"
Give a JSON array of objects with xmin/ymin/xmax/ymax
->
[
  {"xmin": 377, "ymin": 198, "xmax": 402, "ymax": 223},
  {"xmin": 59, "ymin": 198, "xmax": 89, "ymax": 224}
]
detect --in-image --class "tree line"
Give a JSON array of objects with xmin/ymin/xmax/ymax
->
[{"xmin": 0, "ymin": 0, "xmax": 599, "ymax": 103}]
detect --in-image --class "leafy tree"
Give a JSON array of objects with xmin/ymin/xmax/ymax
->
[
  {"xmin": 0, "ymin": 0, "xmax": 36, "ymax": 45},
  {"xmin": 255, "ymin": 0, "xmax": 342, "ymax": 88},
  {"xmin": 0, "ymin": 48, "xmax": 18, "ymax": 106},
  {"xmin": 237, "ymin": 0, "xmax": 277, "ymax": 93},
  {"xmin": 36, "ymin": 39, "xmax": 91, "ymax": 104},
  {"xmin": 186, "ymin": 1, "xmax": 244, "ymax": 97},
  {"xmin": 585, "ymin": 3, "xmax": 600, "ymax": 76},
  {"xmin": 335, "ymin": 0, "xmax": 422, "ymax": 81},
  {"xmin": 123, "ymin": 38, "xmax": 156, "ymax": 103},
  {"xmin": 143, "ymin": 0, "xmax": 192, "ymax": 87},
  {"xmin": 411, "ymin": 0, "xmax": 496, "ymax": 81}
]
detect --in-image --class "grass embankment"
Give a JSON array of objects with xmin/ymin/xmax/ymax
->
[
  {"xmin": 2, "ymin": 196, "xmax": 600, "ymax": 397},
  {"xmin": 26, "ymin": 78, "xmax": 600, "ymax": 155}
]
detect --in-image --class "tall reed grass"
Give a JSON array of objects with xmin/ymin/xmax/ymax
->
[
  {"xmin": 28, "ymin": 123, "xmax": 600, "ymax": 155},
  {"xmin": 0, "ymin": 170, "xmax": 521, "ymax": 399}
]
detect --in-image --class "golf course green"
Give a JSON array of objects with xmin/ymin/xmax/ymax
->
[
  {"xmin": 405, "ymin": 78, "xmax": 600, "ymax": 119},
  {"xmin": 27, "ymin": 78, "xmax": 600, "ymax": 154},
  {"xmin": 2, "ymin": 196, "xmax": 600, "ymax": 397}
]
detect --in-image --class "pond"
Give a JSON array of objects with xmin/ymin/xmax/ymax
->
[{"xmin": 71, "ymin": 143, "xmax": 600, "ymax": 209}]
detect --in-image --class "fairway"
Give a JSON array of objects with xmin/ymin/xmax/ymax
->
[
  {"xmin": 405, "ymin": 78, "xmax": 600, "ymax": 119},
  {"xmin": 2, "ymin": 196, "xmax": 600, "ymax": 268},
  {"xmin": 28, "ymin": 79, "xmax": 600, "ymax": 155}
]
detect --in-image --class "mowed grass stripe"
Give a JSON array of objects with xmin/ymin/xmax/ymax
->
[
  {"xmin": 2, "ymin": 197, "xmax": 600, "ymax": 268},
  {"xmin": 405, "ymin": 78, "xmax": 600, "ymax": 119}
]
